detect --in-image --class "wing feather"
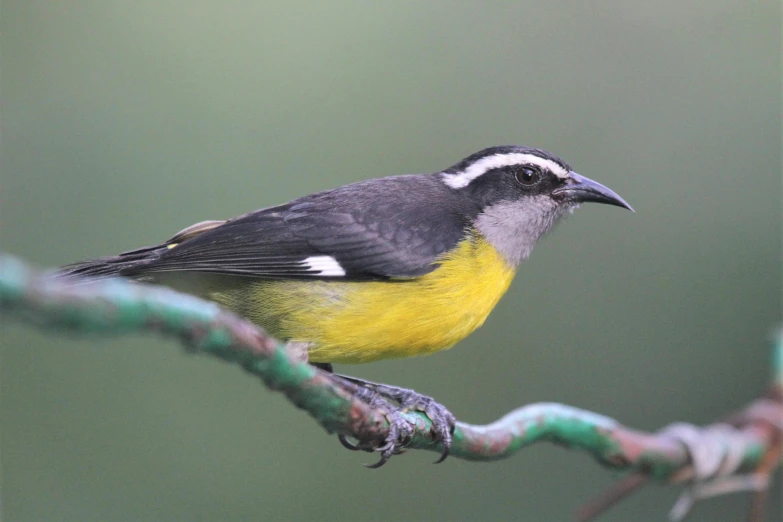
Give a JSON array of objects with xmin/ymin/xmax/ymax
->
[{"xmin": 124, "ymin": 175, "xmax": 477, "ymax": 281}]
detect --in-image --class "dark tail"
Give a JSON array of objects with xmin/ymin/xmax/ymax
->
[
  {"xmin": 52, "ymin": 244, "xmax": 165, "ymax": 281},
  {"xmin": 51, "ymin": 220, "xmax": 227, "ymax": 282}
]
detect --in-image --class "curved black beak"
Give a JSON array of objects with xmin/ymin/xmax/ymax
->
[{"xmin": 552, "ymin": 172, "xmax": 634, "ymax": 211}]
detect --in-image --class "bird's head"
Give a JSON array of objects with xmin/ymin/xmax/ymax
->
[{"xmin": 441, "ymin": 145, "xmax": 633, "ymax": 265}]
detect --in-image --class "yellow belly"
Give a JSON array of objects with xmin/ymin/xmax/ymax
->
[{"xmin": 205, "ymin": 235, "xmax": 516, "ymax": 364}]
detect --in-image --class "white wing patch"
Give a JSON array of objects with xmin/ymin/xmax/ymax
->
[
  {"xmin": 442, "ymin": 153, "xmax": 569, "ymax": 189},
  {"xmin": 303, "ymin": 255, "xmax": 346, "ymax": 277}
]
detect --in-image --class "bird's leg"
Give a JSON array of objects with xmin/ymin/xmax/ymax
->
[
  {"xmin": 310, "ymin": 362, "xmax": 406, "ymax": 466},
  {"xmin": 310, "ymin": 362, "xmax": 333, "ymax": 373},
  {"xmin": 311, "ymin": 362, "xmax": 455, "ymax": 467},
  {"xmin": 341, "ymin": 376, "xmax": 456, "ymax": 465}
]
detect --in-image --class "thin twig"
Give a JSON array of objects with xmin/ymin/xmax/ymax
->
[{"xmin": 576, "ymin": 472, "xmax": 649, "ymax": 521}]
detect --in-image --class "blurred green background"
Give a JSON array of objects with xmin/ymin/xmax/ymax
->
[{"xmin": 1, "ymin": 2, "xmax": 780, "ymax": 521}]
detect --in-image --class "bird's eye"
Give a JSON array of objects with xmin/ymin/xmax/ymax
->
[{"xmin": 515, "ymin": 166, "xmax": 541, "ymax": 186}]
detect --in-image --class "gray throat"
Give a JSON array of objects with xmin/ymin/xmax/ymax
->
[{"xmin": 474, "ymin": 198, "xmax": 574, "ymax": 266}]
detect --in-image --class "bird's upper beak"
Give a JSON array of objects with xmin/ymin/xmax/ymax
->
[{"xmin": 552, "ymin": 172, "xmax": 634, "ymax": 211}]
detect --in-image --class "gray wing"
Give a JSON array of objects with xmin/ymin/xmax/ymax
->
[{"xmin": 124, "ymin": 175, "xmax": 478, "ymax": 281}]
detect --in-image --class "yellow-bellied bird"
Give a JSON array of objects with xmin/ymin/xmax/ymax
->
[{"xmin": 58, "ymin": 145, "xmax": 632, "ymax": 465}]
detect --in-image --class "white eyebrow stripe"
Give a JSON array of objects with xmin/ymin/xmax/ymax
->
[
  {"xmin": 441, "ymin": 153, "xmax": 570, "ymax": 189},
  {"xmin": 302, "ymin": 255, "xmax": 346, "ymax": 277}
]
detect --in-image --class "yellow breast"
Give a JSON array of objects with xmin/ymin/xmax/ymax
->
[{"xmin": 207, "ymin": 234, "xmax": 516, "ymax": 364}]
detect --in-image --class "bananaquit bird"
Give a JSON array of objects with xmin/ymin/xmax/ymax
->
[{"xmin": 59, "ymin": 145, "xmax": 632, "ymax": 465}]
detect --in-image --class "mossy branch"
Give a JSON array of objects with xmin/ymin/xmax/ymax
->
[{"xmin": 1, "ymin": 254, "xmax": 780, "ymax": 521}]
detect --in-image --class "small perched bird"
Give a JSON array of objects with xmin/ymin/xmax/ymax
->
[{"xmin": 59, "ymin": 145, "xmax": 632, "ymax": 465}]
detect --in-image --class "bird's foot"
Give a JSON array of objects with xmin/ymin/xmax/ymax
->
[{"xmin": 336, "ymin": 376, "xmax": 456, "ymax": 467}]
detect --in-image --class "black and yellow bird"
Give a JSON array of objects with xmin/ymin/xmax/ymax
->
[{"xmin": 58, "ymin": 145, "xmax": 632, "ymax": 464}]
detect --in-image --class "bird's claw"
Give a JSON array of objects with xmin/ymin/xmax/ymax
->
[
  {"xmin": 336, "ymin": 376, "xmax": 456, "ymax": 467},
  {"xmin": 337, "ymin": 434, "xmax": 360, "ymax": 451},
  {"xmin": 338, "ymin": 406, "xmax": 415, "ymax": 468},
  {"xmin": 363, "ymin": 407, "xmax": 414, "ymax": 468},
  {"xmin": 396, "ymin": 393, "xmax": 456, "ymax": 464},
  {"xmin": 415, "ymin": 397, "xmax": 457, "ymax": 463}
]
